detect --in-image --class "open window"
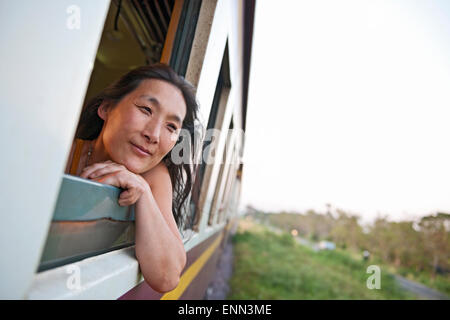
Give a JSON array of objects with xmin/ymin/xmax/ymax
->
[
  {"xmin": 38, "ymin": 0, "xmax": 203, "ymax": 272},
  {"xmin": 210, "ymin": 123, "xmax": 241, "ymax": 225},
  {"xmin": 189, "ymin": 41, "xmax": 231, "ymax": 231}
]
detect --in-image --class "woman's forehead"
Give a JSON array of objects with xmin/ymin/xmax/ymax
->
[
  {"xmin": 134, "ymin": 79, "xmax": 181, "ymax": 97},
  {"xmin": 132, "ymin": 79, "xmax": 187, "ymax": 119}
]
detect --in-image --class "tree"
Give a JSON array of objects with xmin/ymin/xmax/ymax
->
[
  {"xmin": 329, "ymin": 209, "xmax": 364, "ymax": 250},
  {"xmin": 418, "ymin": 213, "xmax": 450, "ymax": 276}
]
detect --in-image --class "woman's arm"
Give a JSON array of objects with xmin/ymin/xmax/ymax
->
[
  {"xmin": 136, "ymin": 162, "xmax": 187, "ymax": 293},
  {"xmin": 80, "ymin": 161, "xmax": 186, "ymax": 293}
]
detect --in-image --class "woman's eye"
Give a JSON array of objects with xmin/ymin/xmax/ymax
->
[
  {"xmin": 136, "ymin": 104, "xmax": 152, "ymax": 115},
  {"xmin": 167, "ymin": 124, "xmax": 177, "ymax": 132}
]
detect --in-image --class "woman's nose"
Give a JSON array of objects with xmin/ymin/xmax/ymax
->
[{"xmin": 143, "ymin": 120, "xmax": 161, "ymax": 144}]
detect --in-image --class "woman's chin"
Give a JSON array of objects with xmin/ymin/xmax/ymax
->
[
  {"xmin": 124, "ymin": 160, "xmax": 153, "ymax": 175},
  {"xmin": 125, "ymin": 164, "xmax": 144, "ymax": 174}
]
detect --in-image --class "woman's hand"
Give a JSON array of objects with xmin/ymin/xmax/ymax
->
[{"xmin": 80, "ymin": 160, "xmax": 149, "ymax": 206}]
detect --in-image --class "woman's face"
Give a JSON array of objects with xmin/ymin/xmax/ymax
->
[{"xmin": 97, "ymin": 79, "xmax": 187, "ymax": 174}]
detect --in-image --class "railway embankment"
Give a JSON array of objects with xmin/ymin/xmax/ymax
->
[{"xmin": 225, "ymin": 217, "xmax": 448, "ymax": 300}]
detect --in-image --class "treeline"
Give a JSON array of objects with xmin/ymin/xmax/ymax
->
[{"xmin": 247, "ymin": 206, "xmax": 450, "ymax": 277}]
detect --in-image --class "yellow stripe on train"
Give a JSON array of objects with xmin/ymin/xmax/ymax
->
[{"xmin": 161, "ymin": 233, "xmax": 223, "ymax": 300}]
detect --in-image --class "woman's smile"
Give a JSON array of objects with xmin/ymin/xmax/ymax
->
[{"xmin": 130, "ymin": 142, "xmax": 153, "ymax": 157}]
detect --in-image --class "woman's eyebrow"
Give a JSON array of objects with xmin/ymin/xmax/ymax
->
[
  {"xmin": 139, "ymin": 95, "xmax": 160, "ymax": 106},
  {"xmin": 164, "ymin": 112, "xmax": 182, "ymax": 125},
  {"xmin": 139, "ymin": 95, "xmax": 182, "ymax": 125}
]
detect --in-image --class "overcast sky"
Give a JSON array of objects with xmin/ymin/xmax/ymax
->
[{"xmin": 241, "ymin": 0, "xmax": 450, "ymax": 224}]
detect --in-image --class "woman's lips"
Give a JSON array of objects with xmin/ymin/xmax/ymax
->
[{"xmin": 130, "ymin": 142, "xmax": 152, "ymax": 156}]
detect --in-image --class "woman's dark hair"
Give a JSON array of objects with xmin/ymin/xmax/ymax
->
[{"xmin": 76, "ymin": 63, "xmax": 200, "ymax": 228}]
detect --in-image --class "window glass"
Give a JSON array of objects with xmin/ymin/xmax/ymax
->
[{"xmin": 189, "ymin": 43, "xmax": 231, "ymax": 229}]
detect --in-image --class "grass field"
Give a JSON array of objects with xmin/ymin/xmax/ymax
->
[{"xmin": 227, "ymin": 218, "xmax": 415, "ymax": 300}]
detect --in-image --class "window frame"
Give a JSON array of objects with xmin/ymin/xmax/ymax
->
[
  {"xmin": 26, "ymin": 0, "xmax": 238, "ymax": 299},
  {"xmin": 36, "ymin": 0, "xmax": 183, "ymax": 273}
]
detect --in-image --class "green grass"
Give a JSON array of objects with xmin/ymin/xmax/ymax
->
[{"xmin": 227, "ymin": 219, "xmax": 415, "ymax": 300}]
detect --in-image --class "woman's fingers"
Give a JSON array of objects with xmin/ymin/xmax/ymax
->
[
  {"xmin": 82, "ymin": 162, "xmax": 146, "ymax": 206},
  {"xmin": 120, "ymin": 189, "xmax": 132, "ymax": 199},
  {"xmin": 118, "ymin": 197, "xmax": 130, "ymax": 206},
  {"xmin": 94, "ymin": 171, "xmax": 121, "ymax": 186},
  {"xmin": 119, "ymin": 188, "xmax": 140, "ymax": 206},
  {"xmin": 80, "ymin": 162, "xmax": 111, "ymax": 179},
  {"xmin": 87, "ymin": 166, "xmax": 121, "ymax": 179},
  {"xmin": 119, "ymin": 197, "xmax": 134, "ymax": 207},
  {"xmin": 119, "ymin": 191, "xmax": 138, "ymax": 206},
  {"xmin": 95, "ymin": 170, "xmax": 137, "ymax": 192},
  {"xmin": 81, "ymin": 161, "xmax": 124, "ymax": 179}
]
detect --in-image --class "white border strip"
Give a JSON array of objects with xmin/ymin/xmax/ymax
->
[{"xmin": 26, "ymin": 222, "xmax": 225, "ymax": 299}]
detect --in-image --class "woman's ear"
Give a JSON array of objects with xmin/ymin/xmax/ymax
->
[{"xmin": 97, "ymin": 102, "xmax": 109, "ymax": 121}]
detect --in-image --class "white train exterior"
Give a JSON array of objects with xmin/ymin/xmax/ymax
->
[{"xmin": 0, "ymin": 0, "xmax": 255, "ymax": 299}]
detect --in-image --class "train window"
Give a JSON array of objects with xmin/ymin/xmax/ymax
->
[
  {"xmin": 214, "ymin": 124, "xmax": 243, "ymax": 226},
  {"xmin": 208, "ymin": 119, "xmax": 234, "ymax": 226},
  {"xmin": 217, "ymin": 144, "xmax": 239, "ymax": 224},
  {"xmin": 168, "ymin": 0, "xmax": 202, "ymax": 76},
  {"xmin": 37, "ymin": 0, "xmax": 203, "ymax": 272},
  {"xmin": 84, "ymin": 0, "xmax": 176, "ymax": 102},
  {"xmin": 189, "ymin": 42, "xmax": 231, "ymax": 231}
]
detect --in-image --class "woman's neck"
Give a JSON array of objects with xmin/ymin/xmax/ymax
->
[{"xmin": 86, "ymin": 137, "xmax": 111, "ymax": 167}]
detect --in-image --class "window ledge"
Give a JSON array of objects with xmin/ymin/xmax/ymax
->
[
  {"xmin": 27, "ymin": 246, "xmax": 143, "ymax": 299},
  {"xmin": 27, "ymin": 222, "xmax": 226, "ymax": 299}
]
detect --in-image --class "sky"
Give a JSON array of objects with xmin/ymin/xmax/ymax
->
[{"xmin": 241, "ymin": 0, "xmax": 450, "ymax": 224}]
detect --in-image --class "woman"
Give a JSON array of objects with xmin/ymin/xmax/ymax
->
[{"xmin": 64, "ymin": 63, "xmax": 199, "ymax": 293}]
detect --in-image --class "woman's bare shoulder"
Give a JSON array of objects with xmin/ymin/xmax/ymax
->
[{"xmin": 141, "ymin": 161, "xmax": 171, "ymax": 189}]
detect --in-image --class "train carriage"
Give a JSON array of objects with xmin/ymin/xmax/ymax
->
[{"xmin": 0, "ymin": 0, "xmax": 255, "ymax": 299}]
